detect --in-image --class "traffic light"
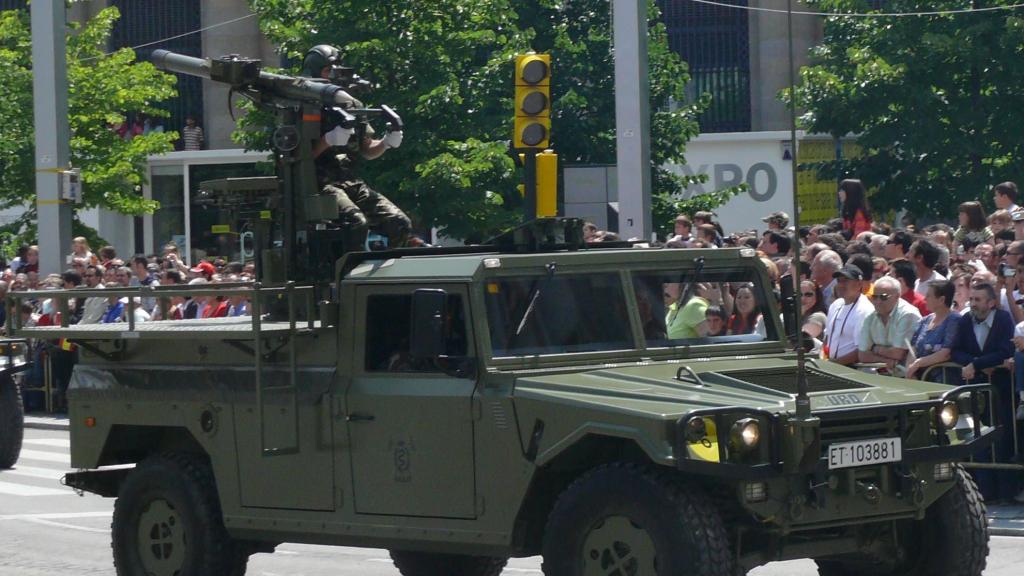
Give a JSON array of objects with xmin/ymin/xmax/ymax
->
[{"xmin": 514, "ymin": 54, "xmax": 551, "ymax": 149}]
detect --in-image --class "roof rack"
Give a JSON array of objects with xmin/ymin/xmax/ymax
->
[{"xmin": 339, "ymin": 217, "xmax": 601, "ymax": 277}]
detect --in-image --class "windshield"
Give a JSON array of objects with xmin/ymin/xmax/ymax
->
[
  {"xmin": 483, "ymin": 265, "xmax": 780, "ymax": 358},
  {"xmin": 485, "ymin": 273, "xmax": 633, "ymax": 356},
  {"xmin": 632, "ymin": 267, "xmax": 778, "ymax": 348}
]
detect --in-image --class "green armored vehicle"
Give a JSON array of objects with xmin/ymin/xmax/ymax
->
[
  {"xmin": 7, "ymin": 50, "xmax": 995, "ymax": 576},
  {"xmin": 0, "ymin": 339, "xmax": 30, "ymax": 469},
  {"xmin": 9, "ymin": 234, "xmax": 995, "ymax": 576}
]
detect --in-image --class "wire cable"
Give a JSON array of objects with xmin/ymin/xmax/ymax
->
[
  {"xmin": 687, "ymin": 0, "xmax": 1024, "ymax": 17},
  {"xmin": 80, "ymin": 13, "xmax": 257, "ymax": 62}
]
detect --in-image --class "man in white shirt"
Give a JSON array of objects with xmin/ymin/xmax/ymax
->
[
  {"xmin": 824, "ymin": 264, "xmax": 875, "ymax": 366},
  {"xmin": 993, "ymin": 181, "xmax": 1019, "ymax": 214},
  {"xmin": 910, "ymin": 238, "xmax": 946, "ymax": 296}
]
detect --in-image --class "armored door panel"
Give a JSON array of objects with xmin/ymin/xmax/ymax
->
[
  {"xmin": 347, "ymin": 377, "xmax": 476, "ymax": 517},
  {"xmin": 234, "ymin": 367, "xmax": 336, "ymax": 511},
  {"xmin": 346, "ymin": 285, "xmax": 477, "ymax": 518}
]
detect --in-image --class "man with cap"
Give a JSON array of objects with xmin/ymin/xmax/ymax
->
[
  {"xmin": 823, "ymin": 262, "xmax": 875, "ymax": 366},
  {"xmin": 303, "ymin": 45, "xmax": 411, "ymax": 250},
  {"xmin": 189, "ymin": 260, "xmax": 216, "ymax": 281},
  {"xmin": 762, "ymin": 211, "xmax": 790, "ymax": 232}
]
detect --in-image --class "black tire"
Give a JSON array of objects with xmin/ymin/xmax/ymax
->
[
  {"xmin": 816, "ymin": 465, "xmax": 988, "ymax": 576},
  {"xmin": 112, "ymin": 452, "xmax": 247, "ymax": 576},
  {"xmin": 0, "ymin": 373, "xmax": 24, "ymax": 469},
  {"xmin": 390, "ymin": 550, "xmax": 508, "ymax": 576},
  {"xmin": 541, "ymin": 462, "xmax": 735, "ymax": 576}
]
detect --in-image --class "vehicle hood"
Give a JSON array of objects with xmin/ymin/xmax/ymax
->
[{"xmin": 512, "ymin": 356, "xmax": 952, "ymax": 419}]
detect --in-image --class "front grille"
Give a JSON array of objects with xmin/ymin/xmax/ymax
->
[
  {"xmin": 819, "ymin": 413, "xmax": 899, "ymax": 445},
  {"xmin": 719, "ymin": 368, "xmax": 871, "ymax": 395}
]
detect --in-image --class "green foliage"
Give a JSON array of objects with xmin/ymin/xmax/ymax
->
[
  {"xmin": 247, "ymin": 0, "xmax": 723, "ymax": 239},
  {"xmin": 0, "ymin": 7, "xmax": 177, "ymax": 243},
  {"xmin": 788, "ymin": 0, "xmax": 1024, "ymax": 217}
]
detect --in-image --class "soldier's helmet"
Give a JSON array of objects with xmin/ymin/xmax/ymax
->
[{"xmin": 302, "ymin": 45, "xmax": 342, "ymax": 77}]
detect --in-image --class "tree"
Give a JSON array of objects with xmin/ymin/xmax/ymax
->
[
  {"xmin": 0, "ymin": 7, "xmax": 177, "ymax": 243},
  {"xmin": 790, "ymin": 0, "xmax": 1024, "ymax": 218},
  {"xmin": 246, "ymin": 0, "xmax": 731, "ymax": 239}
]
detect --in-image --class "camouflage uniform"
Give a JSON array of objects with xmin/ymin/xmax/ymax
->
[{"xmin": 315, "ymin": 124, "xmax": 411, "ymax": 248}]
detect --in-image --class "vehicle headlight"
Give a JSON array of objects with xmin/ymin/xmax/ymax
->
[
  {"xmin": 938, "ymin": 401, "xmax": 959, "ymax": 430},
  {"xmin": 684, "ymin": 417, "xmax": 708, "ymax": 443},
  {"xmin": 730, "ymin": 418, "xmax": 761, "ymax": 451}
]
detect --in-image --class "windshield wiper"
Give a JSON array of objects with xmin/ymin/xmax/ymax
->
[{"xmin": 515, "ymin": 262, "xmax": 557, "ymax": 336}]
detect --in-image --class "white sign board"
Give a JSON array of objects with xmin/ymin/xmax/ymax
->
[{"xmin": 665, "ymin": 131, "xmax": 805, "ymax": 235}]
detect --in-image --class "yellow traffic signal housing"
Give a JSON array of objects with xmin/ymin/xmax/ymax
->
[
  {"xmin": 514, "ymin": 54, "xmax": 551, "ymax": 149},
  {"xmin": 535, "ymin": 150, "xmax": 558, "ymax": 217}
]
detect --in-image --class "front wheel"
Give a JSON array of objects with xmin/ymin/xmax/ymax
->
[
  {"xmin": 112, "ymin": 453, "xmax": 246, "ymax": 576},
  {"xmin": 542, "ymin": 462, "xmax": 735, "ymax": 576},
  {"xmin": 390, "ymin": 550, "xmax": 507, "ymax": 576},
  {"xmin": 816, "ymin": 465, "xmax": 988, "ymax": 576},
  {"xmin": 0, "ymin": 373, "xmax": 24, "ymax": 469}
]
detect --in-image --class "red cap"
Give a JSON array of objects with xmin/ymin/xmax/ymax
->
[{"xmin": 189, "ymin": 261, "xmax": 216, "ymax": 278}]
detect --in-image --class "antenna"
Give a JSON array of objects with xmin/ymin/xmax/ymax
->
[{"xmin": 787, "ymin": 0, "xmax": 812, "ymax": 420}]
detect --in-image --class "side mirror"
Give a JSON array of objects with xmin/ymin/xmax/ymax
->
[
  {"xmin": 410, "ymin": 289, "xmax": 448, "ymax": 359},
  {"xmin": 779, "ymin": 273, "xmax": 797, "ymax": 339}
]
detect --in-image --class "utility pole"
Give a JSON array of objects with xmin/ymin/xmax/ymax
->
[
  {"xmin": 613, "ymin": 0, "xmax": 652, "ymax": 241},
  {"xmin": 32, "ymin": 0, "xmax": 73, "ymax": 274}
]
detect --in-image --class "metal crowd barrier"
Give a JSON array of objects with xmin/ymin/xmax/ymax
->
[{"xmin": 919, "ymin": 362, "xmax": 1022, "ymax": 471}]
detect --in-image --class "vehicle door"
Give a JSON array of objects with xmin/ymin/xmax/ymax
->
[{"xmin": 345, "ymin": 284, "xmax": 478, "ymax": 518}]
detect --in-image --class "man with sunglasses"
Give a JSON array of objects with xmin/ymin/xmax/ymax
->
[
  {"xmin": 857, "ymin": 276, "xmax": 922, "ymax": 375},
  {"xmin": 78, "ymin": 264, "xmax": 108, "ymax": 325}
]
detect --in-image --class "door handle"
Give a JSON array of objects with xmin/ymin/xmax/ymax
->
[{"xmin": 346, "ymin": 413, "xmax": 376, "ymax": 422}]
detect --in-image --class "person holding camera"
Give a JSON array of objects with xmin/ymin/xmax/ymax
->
[{"xmin": 303, "ymin": 45, "xmax": 411, "ymax": 249}]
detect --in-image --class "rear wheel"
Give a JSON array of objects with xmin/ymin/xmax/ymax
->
[
  {"xmin": 816, "ymin": 465, "xmax": 988, "ymax": 576},
  {"xmin": 112, "ymin": 453, "xmax": 246, "ymax": 576},
  {"xmin": 541, "ymin": 462, "xmax": 735, "ymax": 576},
  {"xmin": 390, "ymin": 550, "xmax": 508, "ymax": 576},
  {"xmin": 0, "ymin": 373, "xmax": 24, "ymax": 469}
]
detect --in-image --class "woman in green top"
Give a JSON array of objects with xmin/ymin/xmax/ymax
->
[{"xmin": 665, "ymin": 282, "xmax": 712, "ymax": 340}]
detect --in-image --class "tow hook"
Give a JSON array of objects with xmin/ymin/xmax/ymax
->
[{"xmin": 856, "ymin": 481, "xmax": 881, "ymax": 505}]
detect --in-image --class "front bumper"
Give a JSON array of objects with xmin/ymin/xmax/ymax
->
[{"xmin": 674, "ymin": 383, "xmax": 995, "ymax": 480}]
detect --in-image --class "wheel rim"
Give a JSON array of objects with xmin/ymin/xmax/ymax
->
[
  {"xmin": 136, "ymin": 498, "xmax": 187, "ymax": 576},
  {"xmin": 581, "ymin": 515, "xmax": 657, "ymax": 576}
]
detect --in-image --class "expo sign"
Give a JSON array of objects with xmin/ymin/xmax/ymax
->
[{"xmin": 674, "ymin": 162, "xmax": 780, "ymax": 203}]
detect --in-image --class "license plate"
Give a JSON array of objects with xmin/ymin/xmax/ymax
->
[{"xmin": 828, "ymin": 437, "xmax": 902, "ymax": 470}]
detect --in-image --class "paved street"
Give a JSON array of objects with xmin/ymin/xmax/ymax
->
[{"xmin": 2, "ymin": 427, "xmax": 1023, "ymax": 575}]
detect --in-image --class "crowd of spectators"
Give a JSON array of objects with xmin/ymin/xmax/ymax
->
[
  {"xmin": 1, "ymin": 237, "xmax": 253, "ymax": 413},
  {"xmin": 634, "ymin": 178, "xmax": 1024, "ymax": 503}
]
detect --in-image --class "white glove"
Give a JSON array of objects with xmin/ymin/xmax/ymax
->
[
  {"xmin": 383, "ymin": 130, "xmax": 404, "ymax": 150},
  {"xmin": 325, "ymin": 125, "xmax": 355, "ymax": 147}
]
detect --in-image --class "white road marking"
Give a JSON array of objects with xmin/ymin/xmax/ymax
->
[
  {"xmin": 22, "ymin": 438, "xmax": 71, "ymax": 448},
  {"xmin": 0, "ymin": 480, "xmax": 73, "ymax": 497},
  {"xmin": 0, "ymin": 511, "xmax": 111, "ymax": 521},
  {"xmin": 15, "ymin": 449, "xmax": 71, "ymax": 465},
  {"xmin": 22, "ymin": 517, "xmax": 109, "ymax": 534},
  {"xmin": 1, "ymin": 465, "xmax": 66, "ymax": 480}
]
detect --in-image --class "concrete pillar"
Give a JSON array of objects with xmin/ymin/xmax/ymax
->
[
  {"xmin": 201, "ymin": 0, "xmax": 280, "ymax": 150},
  {"xmin": 32, "ymin": 0, "xmax": 73, "ymax": 275},
  {"xmin": 613, "ymin": 0, "xmax": 653, "ymax": 241}
]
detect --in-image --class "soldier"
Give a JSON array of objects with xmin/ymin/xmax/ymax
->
[{"xmin": 302, "ymin": 45, "xmax": 411, "ymax": 249}]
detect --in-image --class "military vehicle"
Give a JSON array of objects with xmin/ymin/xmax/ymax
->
[
  {"xmin": 6, "ymin": 51, "xmax": 996, "ymax": 576},
  {"xmin": 0, "ymin": 339, "xmax": 30, "ymax": 469}
]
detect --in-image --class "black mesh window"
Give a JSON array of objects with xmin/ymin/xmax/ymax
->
[
  {"xmin": 658, "ymin": 0, "xmax": 751, "ymax": 133},
  {"xmin": 0, "ymin": 1, "xmax": 27, "ymax": 10},
  {"xmin": 111, "ymin": 0, "xmax": 202, "ymax": 142},
  {"xmin": 364, "ymin": 294, "xmax": 467, "ymax": 372}
]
